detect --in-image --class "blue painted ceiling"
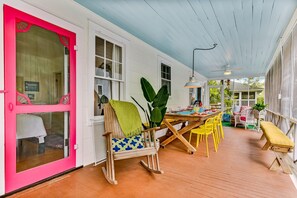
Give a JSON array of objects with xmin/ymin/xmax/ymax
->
[{"xmin": 75, "ymin": 0, "xmax": 297, "ymax": 79}]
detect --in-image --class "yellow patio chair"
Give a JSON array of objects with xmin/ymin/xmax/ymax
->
[
  {"xmin": 213, "ymin": 115, "xmax": 221, "ymax": 146},
  {"xmin": 215, "ymin": 112, "xmax": 224, "ymax": 140},
  {"xmin": 218, "ymin": 112, "xmax": 225, "ymax": 138},
  {"xmin": 189, "ymin": 118, "xmax": 218, "ymax": 157},
  {"xmin": 102, "ymin": 100, "xmax": 163, "ymax": 185}
]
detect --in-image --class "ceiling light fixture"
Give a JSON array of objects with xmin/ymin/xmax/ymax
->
[
  {"xmin": 224, "ymin": 70, "xmax": 232, "ymax": 75},
  {"xmin": 184, "ymin": 43, "xmax": 218, "ymax": 88}
]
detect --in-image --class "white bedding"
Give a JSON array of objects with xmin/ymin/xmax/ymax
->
[{"xmin": 16, "ymin": 114, "xmax": 47, "ymax": 143}]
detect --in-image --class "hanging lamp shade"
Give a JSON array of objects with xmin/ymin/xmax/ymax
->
[
  {"xmin": 184, "ymin": 76, "xmax": 202, "ymax": 88},
  {"xmin": 185, "ymin": 44, "xmax": 217, "ymax": 88}
]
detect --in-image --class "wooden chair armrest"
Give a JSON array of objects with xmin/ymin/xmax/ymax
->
[
  {"xmin": 102, "ymin": 131, "xmax": 113, "ymax": 136},
  {"xmin": 142, "ymin": 127, "xmax": 160, "ymax": 133}
]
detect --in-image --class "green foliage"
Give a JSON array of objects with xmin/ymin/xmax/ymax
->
[
  {"xmin": 257, "ymin": 91, "xmax": 264, "ymax": 104},
  {"xmin": 140, "ymin": 78, "xmax": 156, "ymax": 102},
  {"xmin": 224, "ymin": 87, "xmax": 233, "ymax": 114},
  {"xmin": 100, "ymin": 95, "xmax": 109, "ymax": 104},
  {"xmin": 208, "ymin": 80, "xmax": 233, "ymax": 113},
  {"xmin": 208, "ymin": 78, "xmax": 265, "ymax": 114},
  {"xmin": 152, "ymin": 86, "xmax": 169, "ymax": 108},
  {"xmin": 240, "ymin": 77, "xmax": 264, "ymax": 90},
  {"xmin": 209, "ymin": 87, "xmax": 221, "ymax": 104},
  {"xmin": 257, "ymin": 96, "xmax": 264, "ymax": 104},
  {"xmin": 132, "ymin": 77, "xmax": 169, "ymax": 128},
  {"xmin": 252, "ymin": 102, "xmax": 268, "ymax": 111},
  {"xmin": 208, "ymin": 80, "xmax": 221, "ymax": 104},
  {"xmin": 151, "ymin": 107, "xmax": 162, "ymax": 122},
  {"xmin": 208, "ymin": 80, "xmax": 220, "ymax": 86}
]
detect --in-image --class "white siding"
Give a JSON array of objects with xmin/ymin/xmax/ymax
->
[{"xmin": 0, "ymin": 0, "xmax": 207, "ymax": 194}]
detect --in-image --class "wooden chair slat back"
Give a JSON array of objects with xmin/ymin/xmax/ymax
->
[{"xmin": 104, "ymin": 103, "xmax": 126, "ymax": 139}]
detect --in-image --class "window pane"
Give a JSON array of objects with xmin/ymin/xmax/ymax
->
[
  {"xmin": 166, "ymin": 73, "xmax": 170, "ymax": 80},
  {"xmin": 249, "ymin": 100, "xmax": 255, "ymax": 106},
  {"xmin": 115, "ymin": 45, "xmax": 122, "ymax": 63},
  {"xmin": 161, "ymin": 80, "xmax": 171, "ymax": 95},
  {"xmin": 249, "ymin": 92, "xmax": 255, "ymax": 99},
  {"xmin": 115, "ymin": 62, "xmax": 122, "ymax": 80},
  {"xmin": 16, "ymin": 112, "xmax": 69, "ymax": 172},
  {"xmin": 94, "ymin": 78, "xmax": 112, "ymax": 116},
  {"xmin": 161, "ymin": 64, "xmax": 171, "ymax": 80},
  {"xmin": 242, "ymin": 92, "xmax": 248, "ymax": 99},
  {"xmin": 16, "ymin": 25, "xmax": 68, "ymax": 105},
  {"xmin": 161, "ymin": 63, "xmax": 171, "ymax": 95},
  {"xmin": 95, "ymin": 57, "xmax": 104, "ymax": 76},
  {"xmin": 106, "ymin": 41, "xmax": 113, "ymax": 60},
  {"xmin": 209, "ymin": 87, "xmax": 221, "ymax": 105},
  {"xmin": 106, "ymin": 60, "xmax": 112, "ymax": 78},
  {"xmin": 112, "ymin": 81, "xmax": 121, "ymax": 100},
  {"xmin": 93, "ymin": 35, "xmax": 124, "ymax": 117},
  {"xmin": 242, "ymin": 101, "xmax": 248, "ymax": 106},
  {"xmin": 95, "ymin": 37, "xmax": 104, "ymax": 57}
]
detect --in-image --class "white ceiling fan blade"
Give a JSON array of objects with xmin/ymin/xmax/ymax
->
[
  {"xmin": 230, "ymin": 67, "xmax": 242, "ymax": 70},
  {"xmin": 211, "ymin": 69, "xmax": 225, "ymax": 72}
]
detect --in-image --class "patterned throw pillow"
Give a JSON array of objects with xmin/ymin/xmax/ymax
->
[
  {"xmin": 112, "ymin": 134, "xmax": 144, "ymax": 152},
  {"xmin": 240, "ymin": 106, "xmax": 250, "ymax": 112},
  {"xmin": 240, "ymin": 116, "xmax": 247, "ymax": 121}
]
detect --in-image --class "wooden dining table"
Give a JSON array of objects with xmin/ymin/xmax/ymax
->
[{"xmin": 160, "ymin": 110, "xmax": 220, "ymax": 154}]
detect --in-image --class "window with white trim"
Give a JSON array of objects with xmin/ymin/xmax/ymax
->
[
  {"xmin": 161, "ymin": 63, "xmax": 171, "ymax": 95},
  {"xmin": 93, "ymin": 35, "xmax": 124, "ymax": 116}
]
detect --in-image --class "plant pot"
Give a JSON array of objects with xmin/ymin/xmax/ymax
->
[{"xmin": 253, "ymin": 109, "xmax": 259, "ymax": 119}]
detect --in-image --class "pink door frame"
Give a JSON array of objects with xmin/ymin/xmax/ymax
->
[{"xmin": 4, "ymin": 5, "xmax": 76, "ymax": 193}]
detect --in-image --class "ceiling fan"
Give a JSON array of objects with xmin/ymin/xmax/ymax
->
[{"xmin": 211, "ymin": 64, "xmax": 242, "ymax": 75}]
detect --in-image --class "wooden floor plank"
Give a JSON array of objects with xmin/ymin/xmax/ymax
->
[{"xmin": 8, "ymin": 127, "xmax": 297, "ymax": 198}]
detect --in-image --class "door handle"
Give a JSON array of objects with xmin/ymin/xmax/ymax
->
[
  {"xmin": 0, "ymin": 90, "xmax": 7, "ymax": 94},
  {"xmin": 8, "ymin": 103, "xmax": 13, "ymax": 112}
]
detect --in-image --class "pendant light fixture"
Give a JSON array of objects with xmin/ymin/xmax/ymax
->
[{"xmin": 184, "ymin": 43, "xmax": 218, "ymax": 88}]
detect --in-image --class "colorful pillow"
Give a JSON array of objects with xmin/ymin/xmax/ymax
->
[
  {"xmin": 240, "ymin": 116, "xmax": 246, "ymax": 121},
  {"xmin": 240, "ymin": 106, "xmax": 250, "ymax": 112},
  {"xmin": 112, "ymin": 134, "xmax": 144, "ymax": 152}
]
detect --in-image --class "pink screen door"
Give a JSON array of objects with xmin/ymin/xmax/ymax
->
[{"xmin": 4, "ymin": 5, "xmax": 76, "ymax": 192}]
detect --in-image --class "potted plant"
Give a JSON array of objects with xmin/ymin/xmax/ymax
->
[
  {"xmin": 252, "ymin": 102, "xmax": 268, "ymax": 119},
  {"xmin": 131, "ymin": 77, "xmax": 169, "ymax": 128}
]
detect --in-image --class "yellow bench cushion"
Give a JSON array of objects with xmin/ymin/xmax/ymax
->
[{"xmin": 260, "ymin": 121, "xmax": 294, "ymax": 148}]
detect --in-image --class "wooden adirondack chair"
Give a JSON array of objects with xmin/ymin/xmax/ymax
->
[{"xmin": 102, "ymin": 101, "xmax": 163, "ymax": 185}]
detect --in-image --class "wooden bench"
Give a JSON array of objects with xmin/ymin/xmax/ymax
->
[{"xmin": 260, "ymin": 121, "xmax": 294, "ymax": 174}]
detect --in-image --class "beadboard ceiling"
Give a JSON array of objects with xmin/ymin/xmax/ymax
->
[{"xmin": 75, "ymin": 0, "xmax": 297, "ymax": 79}]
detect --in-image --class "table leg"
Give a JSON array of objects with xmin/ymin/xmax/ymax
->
[{"xmin": 161, "ymin": 119, "xmax": 203, "ymax": 153}]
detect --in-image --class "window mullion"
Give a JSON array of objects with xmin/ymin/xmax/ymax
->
[{"xmin": 104, "ymin": 40, "xmax": 106, "ymax": 78}]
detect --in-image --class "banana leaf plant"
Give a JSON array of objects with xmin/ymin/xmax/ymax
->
[{"xmin": 131, "ymin": 77, "xmax": 169, "ymax": 128}]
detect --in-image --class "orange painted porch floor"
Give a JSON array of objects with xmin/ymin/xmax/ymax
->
[{"xmin": 10, "ymin": 127, "xmax": 297, "ymax": 198}]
